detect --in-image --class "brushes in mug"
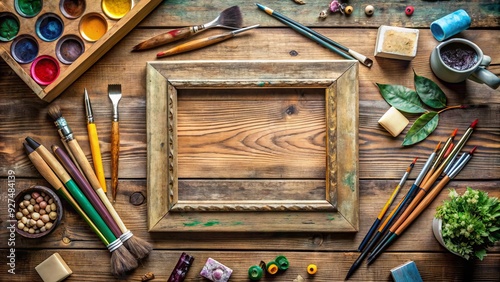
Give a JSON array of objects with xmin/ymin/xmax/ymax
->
[
  {"xmin": 84, "ymin": 89, "xmax": 107, "ymax": 193},
  {"xmin": 156, "ymin": 24, "xmax": 260, "ymax": 58},
  {"xmin": 132, "ymin": 6, "xmax": 242, "ymax": 51},
  {"xmin": 367, "ymin": 147, "xmax": 476, "ymax": 264},
  {"xmin": 25, "ymin": 137, "xmax": 138, "ymax": 277},
  {"xmin": 23, "ymin": 142, "xmax": 108, "ymax": 245},
  {"xmin": 255, "ymin": 3, "xmax": 373, "ymax": 67},
  {"xmin": 47, "ymin": 106, "xmax": 153, "ymax": 259},
  {"xmin": 357, "ymin": 157, "xmax": 417, "ymax": 252}
]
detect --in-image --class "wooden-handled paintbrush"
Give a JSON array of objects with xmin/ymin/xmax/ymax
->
[
  {"xmin": 24, "ymin": 137, "xmax": 138, "ymax": 277},
  {"xmin": 132, "ymin": 6, "xmax": 242, "ymax": 51},
  {"xmin": 108, "ymin": 84, "xmax": 122, "ymax": 202},
  {"xmin": 47, "ymin": 105, "xmax": 153, "ymax": 260},
  {"xmin": 157, "ymin": 24, "xmax": 259, "ymax": 58}
]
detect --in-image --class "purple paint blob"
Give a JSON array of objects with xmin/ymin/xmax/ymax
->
[
  {"xmin": 56, "ymin": 35, "xmax": 84, "ymax": 64},
  {"xmin": 440, "ymin": 43, "xmax": 478, "ymax": 71},
  {"xmin": 36, "ymin": 13, "xmax": 64, "ymax": 42},
  {"xmin": 11, "ymin": 35, "xmax": 38, "ymax": 63}
]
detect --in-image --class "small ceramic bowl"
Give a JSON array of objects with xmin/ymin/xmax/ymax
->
[{"xmin": 14, "ymin": 185, "xmax": 63, "ymax": 238}]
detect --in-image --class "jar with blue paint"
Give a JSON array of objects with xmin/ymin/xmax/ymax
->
[{"xmin": 35, "ymin": 13, "xmax": 64, "ymax": 42}]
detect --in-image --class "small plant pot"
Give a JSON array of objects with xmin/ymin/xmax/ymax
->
[{"xmin": 432, "ymin": 217, "xmax": 465, "ymax": 259}]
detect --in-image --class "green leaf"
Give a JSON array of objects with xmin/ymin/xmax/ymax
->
[
  {"xmin": 402, "ymin": 112, "xmax": 439, "ymax": 146},
  {"xmin": 414, "ymin": 71, "xmax": 447, "ymax": 109},
  {"xmin": 376, "ymin": 83, "xmax": 426, "ymax": 113}
]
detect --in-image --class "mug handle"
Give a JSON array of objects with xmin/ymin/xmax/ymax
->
[{"xmin": 470, "ymin": 60, "xmax": 500, "ymax": 89}]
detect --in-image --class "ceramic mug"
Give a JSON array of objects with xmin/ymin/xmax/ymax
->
[{"xmin": 430, "ymin": 38, "xmax": 500, "ymax": 89}]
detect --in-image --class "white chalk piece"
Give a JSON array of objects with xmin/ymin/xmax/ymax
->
[
  {"xmin": 35, "ymin": 253, "xmax": 73, "ymax": 282},
  {"xmin": 378, "ymin": 107, "xmax": 409, "ymax": 137}
]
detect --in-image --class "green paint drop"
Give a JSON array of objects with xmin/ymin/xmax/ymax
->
[
  {"xmin": 204, "ymin": 220, "xmax": 220, "ymax": 227},
  {"xmin": 183, "ymin": 220, "xmax": 201, "ymax": 227}
]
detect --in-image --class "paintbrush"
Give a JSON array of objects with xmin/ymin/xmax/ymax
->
[
  {"xmin": 357, "ymin": 157, "xmax": 417, "ymax": 252},
  {"xmin": 255, "ymin": 3, "xmax": 373, "ymax": 67},
  {"xmin": 85, "ymin": 89, "xmax": 107, "ymax": 193},
  {"xmin": 47, "ymin": 106, "xmax": 153, "ymax": 260},
  {"xmin": 157, "ymin": 24, "xmax": 260, "ymax": 58},
  {"xmin": 132, "ymin": 6, "xmax": 243, "ymax": 51},
  {"xmin": 23, "ymin": 142, "xmax": 108, "ymax": 245},
  {"xmin": 367, "ymin": 147, "xmax": 476, "ymax": 265},
  {"xmin": 25, "ymin": 137, "xmax": 138, "ymax": 277},
  {"xmin": 368, "ymin": 119, "xmax": 478, "ymax": 262},
  {"xmin": 108, "ymin": 84, "xmax": 122, "ymax": 202},
  {"xmin": 52, "ymin": 144, "xmax": 123, "ymax": 239}
]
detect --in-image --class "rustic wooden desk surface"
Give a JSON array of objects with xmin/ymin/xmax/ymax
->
[{"xmin": 1, "ymin": 1, "xmax": 499, "ymax": 281}]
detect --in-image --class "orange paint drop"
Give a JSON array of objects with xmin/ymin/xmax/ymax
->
[{"xmin": 79, "ymin": 13, "xmax": 108, "ymax": 42}]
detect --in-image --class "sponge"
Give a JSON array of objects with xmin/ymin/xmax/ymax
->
[{"xmin": 378, "ymin": 107, "xmax": 409, "ymax": 137}]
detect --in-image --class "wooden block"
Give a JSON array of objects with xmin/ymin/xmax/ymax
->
[
  {"xmin": 390, "ymin": 261, "xmax": 423, "ymax": 282},
  {"xmin": 35, "ymin": 253, "xmax": 73, "ymax": 282},
  {"xmin": 378, "ymin": 107, "xmax": 409, "ymax": 137}
]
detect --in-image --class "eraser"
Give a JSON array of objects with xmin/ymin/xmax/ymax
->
[
  {"xmin": 390, "ymin": 261, "xmax": 423, "ymax": 282},
  {"xmin": 378, "ymin": 107, "xmax": 409, "ymax": 137},
  {"xmin": 375, "ymin": 25, "xmax": 419, "ymax": 60},
  {"xmin": 35, "ymin": 253, "xmax": 73, "ymax": 282},
  {"xmin": 200, "ymin": 258, "xmax": 233, "ymax": 282}
]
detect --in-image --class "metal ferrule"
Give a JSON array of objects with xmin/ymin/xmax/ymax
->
[
  {"xmin": 414, "ymin": 152, "xmax": 435, "ymax": 186},
  {"xmin": 448, "ymin": 154, "xmax": 472, "ymax": 179},
  {"xmin": 54, "ymin": 117, "xmax": 74, "ymax": 141},
  {"xmin": 84, "ymin": 89, "xmax": 94, "ymax": 123}
]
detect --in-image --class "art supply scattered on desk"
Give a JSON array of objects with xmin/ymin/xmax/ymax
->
[
  {"xmin": 255, "ymin": 3, "xmax": 373, "ymax": 68},
  {"xmin": 374, "ymin": 26, "xmax": 419, "ymax": 61},
  {"xmin": 47, "ymin": 105, "xmax": 153, "ymax": 260},
  {"xmin": 84, "ymin": 89, "xmax": 107, "ymax": 193},
  {"xmin": 248, "ymin": 261, "xmax": 266, "ymax": 280},
  {"xmin": 378, "ymin": 107, "xmax": 409, "ymax": 137},
  {"xmin": 405, "ymin": 6, "xmax": 415, "ymax": 17},
  {"xmin": 133, "ymin": 5, "xmax": 242, "ymax": 51},
  {"xmin": 108, "ymin": 84, "xmax": 122, "ymax": 202},
  {"xmin": 156, "ymin": 24, "xmax": 260, "ymax": 58},
  {"xmin": 307, "ymin": 264, "xmax": 318, "ymax": 275},
  {"xmin": 168, "ymin": 252, "xmax": 194, "ymax": 282},
  {"xmin": 141, "ymin": 271, "xmax": 156, "ymax": 281},
  {"xmin": 200, "ymin": 258, "xmax": 233, "ymax": 282},
  {"xmin": 35, "ymin": 253, "xmax": 73, "ymax": 282},
  {"xmin": 390, "ymin": 261, "xmax": 423, "ymax": 282},
  {"xmin": 25, "ymin": 137, "xmax": 139, "ymax": 277}
]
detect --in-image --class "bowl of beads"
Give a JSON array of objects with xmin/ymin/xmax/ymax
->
[{"xmin": 14, "ymin": 185, "xmax": 63, "ymax": 238}]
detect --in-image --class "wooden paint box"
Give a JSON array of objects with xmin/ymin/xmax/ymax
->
[{"xmin": 0, "ymin": 0, "xmax": 161, "ymax": 102}]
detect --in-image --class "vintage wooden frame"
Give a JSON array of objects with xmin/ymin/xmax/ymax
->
[{"xmin": 147, "ymin": 60, "xmax": 359, "ymax": 232}]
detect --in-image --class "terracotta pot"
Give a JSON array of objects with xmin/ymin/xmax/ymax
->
[{"xmin": 432, "ymin": 217, "xmax": 465, "ymax": 258}]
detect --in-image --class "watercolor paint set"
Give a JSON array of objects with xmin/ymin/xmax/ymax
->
[{"xmin": 0, "ymin": 0, "xmax": 161, "ymax": 102}]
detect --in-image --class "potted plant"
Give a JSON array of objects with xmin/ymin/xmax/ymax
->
[{"xmin": 432, "ymin": 187, "xmax": 500, "ymax": 260}]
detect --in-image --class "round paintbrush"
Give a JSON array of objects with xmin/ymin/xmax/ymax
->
[
  {"xmin": 48, "ymin": 105, "xmax": 153, "ymax": 260},
  {"xmin": 25, "ymin": 137, "xmax": 138, "ymax": 277}
]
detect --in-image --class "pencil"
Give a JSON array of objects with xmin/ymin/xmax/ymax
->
[
  {"xmin": 367, "ymin": 147, "xmax": 476, "ymax": 264},
  {"xmin": 357, "ymin": 157, "xmax": 417, "ymax": 252},
  {"xmin": 255, "ymin": 3, "xmax": 373, "ymax": 67}
]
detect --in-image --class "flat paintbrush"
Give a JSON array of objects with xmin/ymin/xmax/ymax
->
[
  {"xmin": 25, "ymin": 137, "xmax": 138, "ymax": 277},
  {"xmin": 157, "ymin": 24, "xmax": 260, "ymax": 58},
  {"xmin": 132, "ymin": 6, "xmax": 243, "ymax": 51},
  {"xmin": 47, "ymin": 106, "xmax": 153, "ymax": 260}
]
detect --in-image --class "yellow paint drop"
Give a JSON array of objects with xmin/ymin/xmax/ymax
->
[
  {"xmin": 79, "ymin": 13, "xmax": 108, "ymax": 42},
  {"xmin": 102, "ymin": 0, "xmax": 132, "ymax": 19}
]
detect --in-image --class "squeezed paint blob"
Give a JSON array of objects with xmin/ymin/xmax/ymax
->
[
  {"xmin": 30, "ymin": 55, "xmax": 60, "ymax": 85},
  {"xmin": 101, "ymin": 0, "xmax": 132, "ymax": 19},
  {"xmin": 11, "ymin": 35, "xmax": 38, "ymax": 63},
  {"xmin": 60, "ymin": 0, "xmax": 86, "ymax": 19},
  {"xmin": 36, "ymin": 13, "xmax": 64, "ymax": 42},
  {"xmin": 79, "ymin": 13, "xmax": 108, "ymax": 42},
  {"xmin": 56, "ymin": 35, "xmax": 84, "ymax": 64},
  {"xmin": 15, "ymin": 0, "xmax": 43, "ymax": 18},
  {"xmin": 0, "ymin": 13, "xmax": 20, "ymax": 41}
]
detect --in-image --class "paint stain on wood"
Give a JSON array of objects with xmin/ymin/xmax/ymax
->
[
  {"xmin": 183, "ymin": 220, "xmax": 202, "ymax": 227},
  {"xmin": 204, "ymin": 220, "xmax": 220, "ymax": 227},
  {"xmin": 343, "ymin": 171, "xmax": 357, "ymax": 192}
]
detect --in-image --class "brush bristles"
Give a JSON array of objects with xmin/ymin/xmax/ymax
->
[
  {"xmin": 123, "ymin": 235, "xmax": 153, "ymax": 260},
  {"xmin": 111, "ymin": 245, "xmax": 139, "ymax": 277},
  {"xmin": 220, "ymin": 6, "xmax": 243, "ymax": 28},
  {"xmin": 47, "ymin": 105, "xmax": 62, "ymax": 121}
]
